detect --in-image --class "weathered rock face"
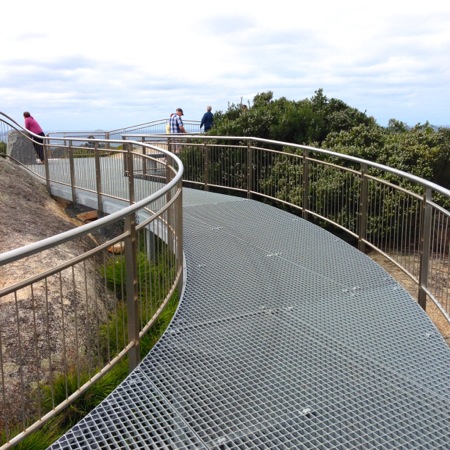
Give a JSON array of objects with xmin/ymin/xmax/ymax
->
[
  {"xmin": 7, "ymin": 130, "xmax": 37, "ymax": 164},
  {"xmin": 0, "ymin": 157, "xmax": 113, "ymax": 423}
]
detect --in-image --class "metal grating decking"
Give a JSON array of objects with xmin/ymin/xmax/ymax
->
[{"xmin": 49, "ymin": 189, "xmax": 450, "ymax": 449}]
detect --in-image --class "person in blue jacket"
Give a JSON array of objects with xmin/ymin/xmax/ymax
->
[{"xmin": 200, "ymin": 106, "xmax": 214, "ymax": 132}]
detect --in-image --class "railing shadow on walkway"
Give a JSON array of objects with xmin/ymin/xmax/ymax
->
[{"xmin": 1, "ymin": 117, "xmax": 450, "ymax": 448}]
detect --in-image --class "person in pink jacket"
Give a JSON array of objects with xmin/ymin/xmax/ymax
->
[{"xmin": 23, "ymin": 111, "xmax": 45, "ymax": 164}]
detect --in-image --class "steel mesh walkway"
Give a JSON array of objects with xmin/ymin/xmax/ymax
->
[{"xmin": 49, "ymin": 189, "xmax": 450, "ymax": 449}]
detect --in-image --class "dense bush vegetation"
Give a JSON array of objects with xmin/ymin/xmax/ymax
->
[
  {"xmin": 197, "ymin": 89, "xmax": 450, "ymax": 241},
  {"xmin": 211, "ymin": 89, "xmax": 450, "ymax": 190}
]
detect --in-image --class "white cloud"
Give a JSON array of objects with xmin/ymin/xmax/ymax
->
[{"xmin": 1, "ymin": 0, "xmax": 450, "ymax": 131}]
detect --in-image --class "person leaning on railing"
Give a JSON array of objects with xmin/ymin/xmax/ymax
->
[{"xmin": 23, "ymin": 111, "xmax": 45, "ymax": 164}]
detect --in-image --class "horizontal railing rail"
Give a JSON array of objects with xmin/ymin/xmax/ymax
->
[
  {"xmin": 0, "ymin": 121, "xmax": 184, "ymax": 448},
  {"xmin": 165, "ymin": 134, "xmax": 450, "ymax": 324},
  {"xmin": 46, "ymin": 118, "xmax": 202, "ymax": 142},
  {"xmin": 2, "ymin": 116, "xmax": 449, "ymax": 447}
]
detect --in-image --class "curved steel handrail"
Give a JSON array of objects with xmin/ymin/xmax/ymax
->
[
  {"xmin": 158, "ymin": 133, "xmax": 450, "ymax": 197},
  {"xmin": 44, "ymin": 119, "xmax": 202, "ymax": 140},
  {"xmin": 0, "ymin": 147, "xmax": 182, "ymax": 265},
  {"xmin": 1, "ymin": 115, "xmax": 449, "ymax": 448},
  {"xmin": 45, "ymin": 135, "xmax": 450, "ymax": 450},
  {"xmin": 0, "ymin": 120, "xmax": 185, "ymax": 448},
  {"xmin": 167, "ymin": 134, "xmax": 450, "ymax": 323}
]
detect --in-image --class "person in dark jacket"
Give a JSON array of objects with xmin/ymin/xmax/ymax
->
[{"xmin": 200, "ymin": 106, "xmax": 214, "ymax": 132}]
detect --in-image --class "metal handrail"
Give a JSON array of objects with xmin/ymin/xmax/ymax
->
[
  {"xmin": 163, "ymin": 133, "xmax": 450, "ymax": 196},
  {"xmin": 1, "ymin": 117, "xmax": 449, "ymax": 447},
  {"xmin": 169, "ymin": 134, "xmax": 450, "ymax": 324},
  {"xmin": 45, "ymin": 119, "xmax": 202, "ymax": 140},
  {"xmin": 0, "ymin": 122, "xmax": 184, "ymax": 448},
  {"xmin": 123, "ymin": 133, "xmax": 450, "ymax": 323},
  {"xmin": 0, "ymin": 158, "xmax": 182, "ymax": 265}
]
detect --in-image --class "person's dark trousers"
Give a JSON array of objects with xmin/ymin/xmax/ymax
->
[{"xmin": 33, "ymin": 132, "xmax": 45, "ymax": 162}]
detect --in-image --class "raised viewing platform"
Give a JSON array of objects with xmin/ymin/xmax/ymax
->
[
  {"xmin": 1, "ymin": 121, "xmax": 449, "ymax": 449},
  {"xmin": 48, "ymin": 186, "xmax": 450, "ymax": 449}
]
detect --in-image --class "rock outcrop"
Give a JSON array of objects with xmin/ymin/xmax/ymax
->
[
  {"xmin": 6, "ymin": 130, "xmax": 37, "ymax": 164},
  {"xmin": 0, "ymin": 157, "xmax": 112, "ymax": 423}
]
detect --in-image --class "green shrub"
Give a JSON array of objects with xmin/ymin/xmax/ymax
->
[{"xmin": 2, "ymin": 241, "xmax": 179, "ymax": 449}]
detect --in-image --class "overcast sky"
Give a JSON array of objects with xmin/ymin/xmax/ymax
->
[{"xmin": 1, "ymin": 1, "xmax": 449, "ymax": 132}]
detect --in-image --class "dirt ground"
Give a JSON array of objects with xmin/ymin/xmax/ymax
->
[
  {"xmin": 0, "ymin": 158, "xmax": 112, "ymax": 423},
  {"xmin": 368, "ymin": 251, "xmax": 450, "ymax": 346}
]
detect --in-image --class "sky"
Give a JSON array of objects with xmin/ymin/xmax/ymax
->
[{"xmin": 1, "ymin": 0, "xmax": 449, "ymax": 132}]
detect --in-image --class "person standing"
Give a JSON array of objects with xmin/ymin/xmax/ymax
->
[
  {"xmin": 23, "ymin": 111, "xmax": 45, "ymax": 164},
  {"xmin": 166, "ymin": 113, "xmax": 174, "ymax": 133},
  {"xmin": 200, "ymin": 105, "xmax": 214, "ymax": 132},
  {"xmin": 169, "ymin": 108, "xmax": 186, "ymax": 153},
  {"xmin": 169, "ymin": 108, "xmax": 186, "ymax": 134}
]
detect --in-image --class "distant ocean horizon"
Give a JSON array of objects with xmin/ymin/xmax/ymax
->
[{"xmin": 1, "ymin": 123, "xmax": 450, "ymax": 143}]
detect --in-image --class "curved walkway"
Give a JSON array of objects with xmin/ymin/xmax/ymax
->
[{"xmin": 46, "ymin": 186, "xmax": 450, "ymax": 449}]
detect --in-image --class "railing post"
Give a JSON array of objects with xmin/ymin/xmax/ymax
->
[
  {"xmin": 176, "ymin": 185, "xmax": 184, "ymax": 296},
  {"xmin": 44, "ymin": 138, "xmax": 51, "ymax": 193},
  {"xmin": 358, "ymin": 164, "xmax": 369, "ymax": 253},
  {"xmin": 141, "ymin": 137, "xmax": 147, "ymax": 179},
  {"xmin": 94, "ymin": 143, "xmax": 103, "ymax": 215},
  {"xmin": 302, "ymin": 149, "xmax": 310, "ymax": 220},
  {"xmin": 164, "ymin": 165, "xmax": 184, "ymax": 296},
  {"xmin": 126, "ymin": 142, "xmax": 135, "ymax": 204},
  {"xmin": 418, "ymin": 188, "xmax": 432, "ymax": 310},
  {"xmin": 204, "ymin": 141, "xmax": 209, "ymax": 191},
  {"xmin": 247, "ymin": 140, "xmax": 253, "ymax": 199},
  {"xmin": 168, "ymin": 137, "xmax": 175, "ymax": 159},
  {"xmin": 69, "ymin": 141, "xmax": 77, "ymax": 203},
  {"xmin": 166, "ymin": 156, "xmax": 175, "ymax": 255},
  {"xmin": 124, "ymin": 214, "xmax": 140, "ymax": 371}
]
